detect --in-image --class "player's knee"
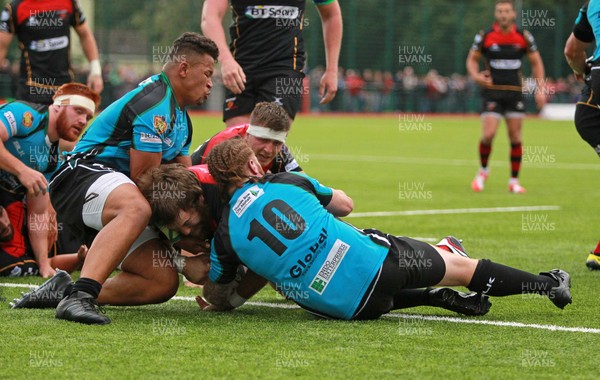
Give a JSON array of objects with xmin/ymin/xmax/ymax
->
[
  {"xmin": 153, "ymin": 267, "xmax": 179, "ymax": 302},
  {"xmin": 122, "ymin": 197, "xmax": 152, "ymax": 223}
]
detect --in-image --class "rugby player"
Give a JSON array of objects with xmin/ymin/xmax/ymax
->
[
  {"xmin": 201, "ymin": 0, "xmax": 341, "ymax": 126},
  {"xmin": 564, "ymin": 1, "xmax": 600, "ymax": 270},
  {"xmin": 467, "ymin": 0, "xmax": 546, "ymax": 194},
  {"xmin": 0, "ymin": 83, "xmax": 99, "ymax": 277},
  {"xmin": 143, "ymin": 139, "xmax": 571, "ymax": 319},
  {"xmin": 28, "ymin": 33, "xmax": 218, "ymax": 325},
  {"xmin": 191, "ymin": 102, "xmax": 301, "ymax": 174},
  {"xmin": 0, "ymin": 0, "xmax": 103, "ymax": 103}
]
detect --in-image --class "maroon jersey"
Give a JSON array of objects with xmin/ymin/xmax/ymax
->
[
  {"xmin": 0, "ymin": 0, "xmax": 86, "ymax": 103},
  {"xmin": 471, "ymin": 23, "xmax": 538, "ymax": 92}
]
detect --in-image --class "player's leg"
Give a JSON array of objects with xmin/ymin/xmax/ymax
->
[
  {"xmin": 223, "ymin": 79, "xmax": 256, "ymax": 128},
  {"xmin": 51, "ymin": 167, "xmax": 151, "ymax": 324},
  {"xmin": 435, "ymin": 246, "xmax": 571, "ymax": 309},
  {"xmin": 97, "ymin": 237, "xmax": 179, "ymax": 306},
  {"xmin": 353, "ymin": 236, "xmax": 490, "ymax": 320},
  {"xmin": 573, "ymin": 93, "xmax": 600, "ymax": 269},
  {"xmin": 472, "ymin": 102, "xmax": 502, "ymax": 192},
  {"xmin": 255, "ymin": 71, "xmax": 303, "ymax": 122},
  {"xmin": 506, "ymin": 113, "xmax": 526, "ymax": 193}
]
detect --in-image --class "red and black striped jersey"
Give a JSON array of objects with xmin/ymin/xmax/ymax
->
[
  {"xmin": 471, "ymin": 23, "xmax": 538, "ymax": 92},
  {"xmin": 0, "ymin": 0, "xmax": 86, "ymax": 103}
]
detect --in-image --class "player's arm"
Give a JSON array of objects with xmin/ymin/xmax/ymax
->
[
  {"xmin": 0, "ymin": 4, "xmax": 14, "ymax": 63},
  {"xmin": 74, "ymin": 22, "xmax": 103, "ymax": 94},
  {"xmin": 315, "ymin": 0, "xmax": 342, "ymax": 104},
  {"xmin": 325, "ymin": 189, "xmax": 353, "ymax": 217},
  {"xmin": 129, "ymin": 149, "xmax": 162, "ymax": 184},
  {"xmin": 0, "ymin": 123, "xmax": 47, "ymax": 196},
  {"xmin": 25, "ymin": 192, "xmax": 55, "ymax": 278},
  {"xmin": 0, "ymin": 31, "xmax": 13, "ymax": 63},
  {"xmin": 564, "ymin": 33, "xmax": 591, "ymax": 80},
  {"xmin": 201, "ymin": 0, "xmax": 246, "ymax": 94},
  {"xmin": 168, "ymin": 154, "xmax": 192, "ymax": 167},
  {"xmin": 527, "ymin": 49, "xmax": 546, "ymax": 109},
  {"xmin": 203, "ymin": 269, "xmax": 267, "ymax": 310},
  {"xmin": 466, "ymin": 49, "xmax": 491, "ymax": 87}
]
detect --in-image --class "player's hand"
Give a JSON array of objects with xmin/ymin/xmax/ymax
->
[
  {"xmin": 221, "ymin": 58, "xmax": 246, "ymax": 94},
  {"xmin": 38, "ymin": 264, "xmax": 56, "ymax": 278},
  {"xmin": 87, "ymin": 73, "xmax": 104, "ymax": 94},
  {"xmin": 17, "ymin": 168, "xmax": 48, "ymax": 196},
  {"xmin": 475, "ymin": 70, "xmax": 493, "ymax": 87},
  {"xmin": 319, "ymin": 70, "xmax": 338, "ymax": 104},
  {"xmin": 195, "ymin": 295, "xmax": 232, "ymax": 311},
  {"xmin": 534, "ymin": 90, "xmax": 547, "ymax": 110}
]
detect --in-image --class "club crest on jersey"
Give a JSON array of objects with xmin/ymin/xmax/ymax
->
[
  {"xmin": 153, "ymin": 115, "xmax": 167, "ymax": 135},
  {"xmin": 233, "ymin": 185, "xmax": 264, "ymax": 217},
  {"xmin": 22, "ymin": 112, "xmax": 33, "ymax": 128}
]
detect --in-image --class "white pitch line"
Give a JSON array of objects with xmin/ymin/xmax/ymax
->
[
  {"xmin": 2, "ymin": 285, "xmax": 596, "ymax": 334},
  {"xmin": 311, "ymin": 153, "xmax": 600, "ymax": 171},
  {"xmin": 388, "ymin": 313, "xmax": 600, "ymax": 334},
  {"xmin": 346, "ymin": 205, "xmax": 561, "ymax": 218}
]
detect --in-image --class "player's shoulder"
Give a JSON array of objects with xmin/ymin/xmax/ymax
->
[{"xmin": 126, "ymin": 74, "xmax": 172, "ymax": 116}]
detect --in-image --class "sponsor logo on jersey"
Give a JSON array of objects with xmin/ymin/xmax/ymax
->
[
  {"xmin": 245, "ymin": 6, "xmax": 299, "ymax": 19},
  {"xmin": 489, "ymin": 43, "xmax": 500, "ymax": 52},
  {"xmin": 289, "ymin": 228, "xmax": 328, "ymax": 278},
  {"xmin": 3, "ymin": 111, "xmax": 17, "ymax": 135},
  {"xmin": 153, "ymin": 115, "xmax": 167, "ymax": 135},
  {"xmin": 22, "ymin": 112, "xmax": 33, "ymax": 128},
  {"xmin": 140, "ymin": 133, "xmax": 161, "ymax": 144},
  {"xmin": 233, "ymin": 185, "xmax": 264, "ymax": 217},
  {"xmin": 272, "ymin": 97, "xmax": 284, "ymax": 106},
  {"xmin": 489, "ymin": 59, "xmax": 522, "ymax": 70},
  {"xmin": 29, "ymin": 36, "xmax": 68, "ymax": 52},
  {"xmin": 309, "ymin": 239, "xmax": 349, "ymax": 294}
]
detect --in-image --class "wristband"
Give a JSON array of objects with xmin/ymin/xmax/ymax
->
[{"xmin": 90, "ymin": 59, "xmax": 102, "ymax": 77}]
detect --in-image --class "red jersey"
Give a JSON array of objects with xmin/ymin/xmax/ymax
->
[{"xmin": 190, "ymin": 124, "xmax": 301, "ymax": 173}]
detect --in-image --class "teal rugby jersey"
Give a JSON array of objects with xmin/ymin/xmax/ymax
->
[
  {"xmin": 0, "ymin": 101, "xmax": 58, "ymax": 192},
  {"xmin": 209, "ymin": 172, "xmax": 388, "ymax": 320},
  {"xmin": 71, "ymin": 72, "xmax": 192, "ymax": 176}
]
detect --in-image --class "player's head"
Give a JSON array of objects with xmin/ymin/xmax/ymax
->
[
  {"xmin": 137, "ymin": 164, "xmax": 209, "ymax": 238},
  {"xmin": 207, "ymin": 138, "xmax": 265, "ymax": 190},
  {"xmin": 164, "ymin": 32, "xmax": 219, "ymax": 107},
  {"xmin": 52, "ymin": 83, "xmax": 99, "ymax": 141},
  {"xmin": 494, "ymin": 0, "xmax": 515, "ymax": 28},
  {"xmin": 245, "ymin": 102, "xmax": 292, "ymax": 168},
  {"xmin": 0, "ymin": 206, "xmax": 14, "ymax": 242}
]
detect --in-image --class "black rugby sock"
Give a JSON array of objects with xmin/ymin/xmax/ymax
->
[
  {"xmin": 70, "ymin": 277, "xmax": 102, "ymax": 299},
  {"xmin": 467, "ymin": 259, "xmax": 558, "ymax": 297}
]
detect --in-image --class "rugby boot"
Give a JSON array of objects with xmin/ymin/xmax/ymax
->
[
  {"xmin": 11, "ymin": 269, "xmax": 73, "ymax": 309},
  {"xmin": 538, "ymin": 269, "xmax": 572, "ymax": 309},
  {"xmin": 56, "ymin": 291, "xmax": 110, "ymax": 325},
  {"xmin": 436, "ymin": 236, "xmax": 469, "ymax": 257},
  {"xmin": 427, "ymin": 287, "xmax": 491, "ymax": 316}
]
